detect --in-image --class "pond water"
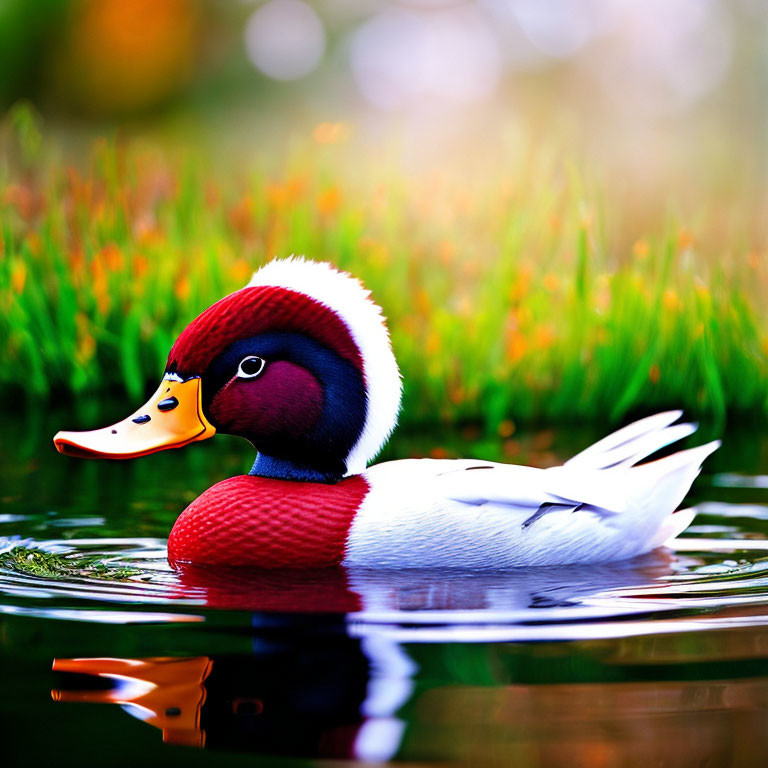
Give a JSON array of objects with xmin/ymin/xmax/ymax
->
[{"xmin": 2, "ymin": 406, "xmax": 768, "ymax": 766}]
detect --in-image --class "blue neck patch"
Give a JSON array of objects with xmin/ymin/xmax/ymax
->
[{"xmin": 249, "ymin": 454, "xmax": 341, "ymax": 484}]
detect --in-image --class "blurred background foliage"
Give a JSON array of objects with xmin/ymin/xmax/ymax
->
[{"xmin": 1, "ymin": 0, "xmax": 767, "ymax": 431}]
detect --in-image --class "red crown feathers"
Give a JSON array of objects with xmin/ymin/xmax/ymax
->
[{"xmin": 167, "ymin": 286, "xmax": 364, "ymax": 377}]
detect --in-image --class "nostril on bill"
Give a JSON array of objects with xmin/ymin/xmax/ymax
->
[
  {"xmin": 157, "ymin": 397, "xmax": 179, "ymax": 412},
  {"xmin": 132, "ymin": 414, "xmax": 151, "ymax": 424}
]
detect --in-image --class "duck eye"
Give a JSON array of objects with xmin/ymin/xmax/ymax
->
[{"xmin": 237, "ymin": 356, "xmax": 266, "ymax": 379}]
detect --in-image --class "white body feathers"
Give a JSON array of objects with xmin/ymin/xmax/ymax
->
[{"xmin": 346, "ymin": 412, "xmax": 718, "ymax": 568}]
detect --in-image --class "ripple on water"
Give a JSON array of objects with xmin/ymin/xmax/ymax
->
[{"xmin": 2, "ymin": 500, "xmax": 768, "ymax": 641}]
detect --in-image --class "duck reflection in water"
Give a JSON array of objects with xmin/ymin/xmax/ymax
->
[
  {"xmin": 52, "ymin": 632, "xmax": 412, "ymax": 761},
  {"xmin": 49, "ymin": 550, "xmax": 737, "ymax": 763},
  {"xmin": 168, "ymin": 547, "xmax": 682, "ymax": 615},
  {"xmin": 51, "ymin": 608, "xmax": 768, "ymax": 767}
]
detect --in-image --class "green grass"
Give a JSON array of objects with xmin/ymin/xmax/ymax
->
[{"xmin": 1, "ymin": 108, "xmax": 766, "ymax": 431}]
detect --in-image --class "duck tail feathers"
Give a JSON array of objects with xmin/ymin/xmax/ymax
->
[
  {"xmin": 621, "ymin": 439, "xmax": 720, "ymax": 546},
  {"xmin": 565, "ymin": 410, "xmax": 698, "ymax": 471},
  {"xmin": 647, "ymin": 507, "xmax": 698, "ymax": 549},
  {"xmin": 632, "ymin": 439, "xmax": 721, "ymax": 508}
]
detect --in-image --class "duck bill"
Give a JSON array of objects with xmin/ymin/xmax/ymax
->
[{"xmin": 53, "ymin": 377, "xmax": 216, "ymax": 460}]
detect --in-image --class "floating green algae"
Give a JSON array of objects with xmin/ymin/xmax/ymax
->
[{"xmin": 0, "ymin": 546, "xmax": 141, "ymax": 581}]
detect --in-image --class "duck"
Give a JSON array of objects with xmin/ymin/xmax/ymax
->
[{"xmin": 53, "ymin": 257, "xmax": 719, "ymax": 569}]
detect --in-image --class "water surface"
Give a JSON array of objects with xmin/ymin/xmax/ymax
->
[{"xmin": 2, "ymin": 406, "xmax": 768, "ymax": 766}]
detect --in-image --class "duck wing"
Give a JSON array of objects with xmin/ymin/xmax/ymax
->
[
  {"xmin": 436, "ymin": 410, "xmax": 712, "ymax": 514},
  {"xmin": 436, "ymin": 440, "xmax": 718, "ymax": 520},
  {"xmin": 354, "ymin": 413, "xmax": 718, "ymax": 568}
]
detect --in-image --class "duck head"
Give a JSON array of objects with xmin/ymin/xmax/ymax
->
[{"xmin": 54, "ymin": 259, "xmax": 402, "ymax": 482}]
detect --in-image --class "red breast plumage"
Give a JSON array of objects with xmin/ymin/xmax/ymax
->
[{"xmin": 168, "ymin": 474, "xmax": 370, "ymax": 567}]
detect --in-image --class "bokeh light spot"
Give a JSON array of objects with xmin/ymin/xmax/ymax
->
[
  {"xmin": 244, "ymin": 0, "xmax": 326, "ymax": 81},
  {"xmin": 349, "ymin": 6, "xmax": 501, "ymax": 111}
]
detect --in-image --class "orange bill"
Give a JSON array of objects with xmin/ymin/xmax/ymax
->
[{"xmin": 53, "ymin": 377, "xmax": 216, "ymax": 460}]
